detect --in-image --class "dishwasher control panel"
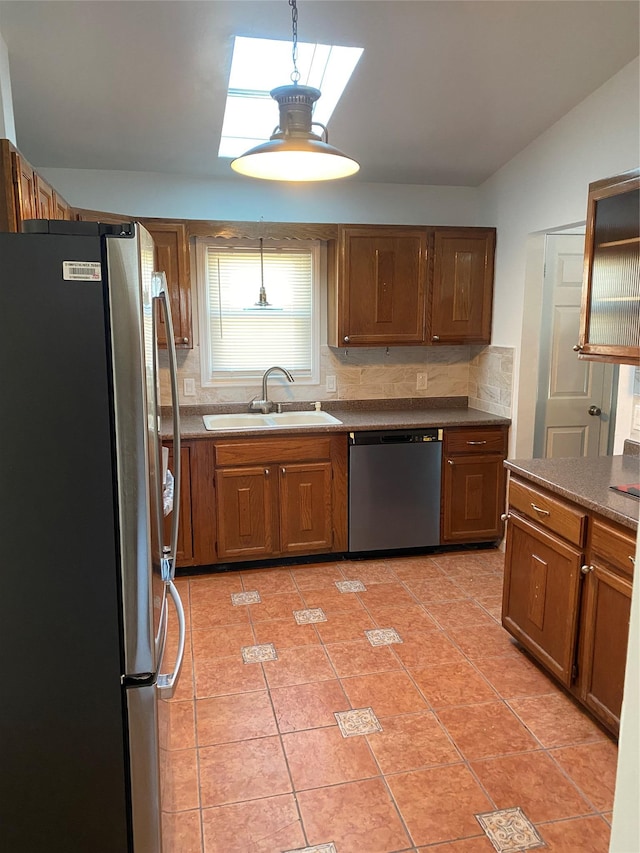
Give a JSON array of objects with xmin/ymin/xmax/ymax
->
[{"xmin": 349, "ymin": 428, "xmax": 443, "ymax": 445}]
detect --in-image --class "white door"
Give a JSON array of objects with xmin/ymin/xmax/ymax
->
[{"xmin": 534, "ymin": 233, "xmax": 615, "ymax": 458}]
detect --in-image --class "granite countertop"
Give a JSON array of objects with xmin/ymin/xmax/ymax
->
[
  {"xmin": 165, "ymin": 398, "xmax": 510, "ymax": 439},
  {"xmin": 505, "ymin": 455, "xmax": 640, "ymax": 531}
]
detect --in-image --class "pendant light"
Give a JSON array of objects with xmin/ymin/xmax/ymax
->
[{"xmin": 231, "ymin": 0, "xmax": 360, "ymax": 182}]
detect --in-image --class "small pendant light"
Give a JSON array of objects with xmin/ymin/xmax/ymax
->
[{"xmin": 231, "ymin": 0, "xmax": 359, "ymax": 182}]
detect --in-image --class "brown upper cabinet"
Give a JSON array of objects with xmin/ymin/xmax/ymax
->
[
  {"xmin": 577, "ymin": 169, "xmax": 640, "ymax": 364},
  {"xmin": 0, "ymin": 139, "xmax": 72, "ymax": 232},
  {"xmin": 328, "ymin": 225, "xmax": 428, "ymax": 346},
  {"xmin": 327, "ymin": 224, "xmax": 495, "ymax": 347},
  {"xmin": 430, "ymin": 227, "xmax": 496, "ymax": 344},
  {"xmin": 140, "ymin": 220, "xmax": 192, "ymax": 350},
  {"xmin": 75, "ymin": 209, "xmax": 193, "ymax": 351}
]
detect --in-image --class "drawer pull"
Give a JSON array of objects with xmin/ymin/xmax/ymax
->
[
  {"xmin": 630, "ymin": 556, "xmax": 636, "ymax": 566},
  {"xmin": 581, "ymin": 564, "xmax": 594, "ymax": 574},
  {"xmin": 530, "ymin": 503, "xmax": 550, "ymax": 517},
  {"xmin": 466, "ymin": 440, "xmax": 487, "ymax": 445}
]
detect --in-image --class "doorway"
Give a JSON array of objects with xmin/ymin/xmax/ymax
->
[{"xmin": 533, "ymin": 229, "xmax": 617, "ymax": 458}]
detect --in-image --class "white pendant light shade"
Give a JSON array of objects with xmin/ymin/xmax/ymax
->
[{"xmin": 231, "ymin": 84, "xmax": 360, "ymax": 182}]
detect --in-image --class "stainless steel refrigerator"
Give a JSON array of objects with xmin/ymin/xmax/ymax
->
[{"xmin": 0, "ymin": 220, "xmax": 184, "ymax": 852}]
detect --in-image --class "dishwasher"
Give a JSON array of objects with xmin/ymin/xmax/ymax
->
[{"xmin": 348, "ymin": 429, "xmax": 442, "ymax": 552}]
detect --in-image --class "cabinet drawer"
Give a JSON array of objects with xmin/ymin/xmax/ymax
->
[
  {"xmin": 590, "ymin": 518, "xmax": 636, "ymax": 579},
  {"xmin": 508, "ymin": 478, "xmax": 587, "ymax": 548},
  {"xmin": 215, "ymin": 435, "xmax": 333, "ymax": 467},
  {"xmin": 445, "ymin": 427, "xmax": 507, "ymax": 456}
]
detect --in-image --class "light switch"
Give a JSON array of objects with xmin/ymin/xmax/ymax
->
[
  {"xmin": 633, "ymin": 404, "xmax": 640, "ymax": 431},
  {"xmin": 326, "ymin": 375, "xmax": 337, "ymax": 393},
  {"xmin": 183, "ymin": 378, "xmax": 196, "ymax": 397}
]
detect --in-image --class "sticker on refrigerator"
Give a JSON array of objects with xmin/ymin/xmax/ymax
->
[{"xmin": 62, "ymin": 261, "xmax": 102, "ymax": 281}]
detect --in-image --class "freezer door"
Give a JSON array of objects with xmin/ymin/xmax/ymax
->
[
  {"xmin": 127, "ymin": 683, "xmax": 162, "ymax": 853},
  {"xmin": 106, "ymin": 225, "xmax": 164, "ymax": 677}
]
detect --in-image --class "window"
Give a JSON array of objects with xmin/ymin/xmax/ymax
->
[{"xmin": 198, "ymin": 239, "xmax": 320, "ymax": 385}]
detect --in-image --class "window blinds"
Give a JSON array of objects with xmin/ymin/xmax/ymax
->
[{"xmin": 204, "ymin": 244, "xmax": 315, "ymax": 376}]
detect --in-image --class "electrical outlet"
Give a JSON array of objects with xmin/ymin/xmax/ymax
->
[
  {"xmin": 416, "ymin": 373, "xmax": 428, "ymax": 391},
  {"xmin": 326, "ymin": 375, "xmax": 337, "ymax": 393},
  {"xmin": 183, "ymin": 378, "xmax": 196, "ymax": 397}
]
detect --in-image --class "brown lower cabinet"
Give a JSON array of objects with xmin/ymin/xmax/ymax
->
[
  {"xmin": 502, "ymin": 475, "xmax": 635, "ymax": 736},
  {"xmin": 442, "ymin": 425, "xmax": 508, "ymax": 543},
  {"xmin": 178, "ymin": 434, "xmax": 348, "ymax": 565}
]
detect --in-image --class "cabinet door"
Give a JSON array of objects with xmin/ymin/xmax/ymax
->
[
  {"xmin": 430, "ymin": 229, "xmax": 495, "ymax": 344},
  {"xmin": 163, "ymin": 444, "xmax": 193, "ymax": 566},
  {"xmin": 578, "ymin": 563, "xmax": 631, "ymax": 734},
  {"xmin": 215, "ymin": 466, "xmax": 274, "ymax": 560},
  {"xmin": 142, "ymin": 221, "xmax": 192, "ymax": 349},
  {"xmin": 578, "ymin": 170, "xmax": 639, "ymax": 364},
  {"xmin": 12, "ymin": 153, "xmax": 37, "ymax": 229},
  {"xmin": 502, "ymin": 513, "xmax": 582, "ymax": 686},
  {"xmin": 53, "ymin": 192, "xmax": 71, "ymax": 221},
  {"xmin": 34, "ymin": 174, "xmax": 55, "ymax": 219},
  {"xmin": 279, "ymin": 461, "xmax": 333, "ymax": 554},
  {"xmin": 337, "ymin": 226, "xmax": 427, "ymax": 345},
  {"xmin": 442, "ymin": 453, "xmax": 505, "ymax": 542}
]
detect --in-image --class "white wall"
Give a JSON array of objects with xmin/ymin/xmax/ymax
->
[
  {"xmin": 0, "ymin": 30, "xmax": 16, "ymax": 144},
  {"xmin": 479, "ymin": 57, "xmax": 640, "ymax": 455},
  {"xmin": 37, "ymin": 168, "xmax": 480, "ymax": 227}
]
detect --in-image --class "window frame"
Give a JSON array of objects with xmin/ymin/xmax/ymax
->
[{"xmin": 197, "ymin": 236, "xmax": 321, "ymax": 387}]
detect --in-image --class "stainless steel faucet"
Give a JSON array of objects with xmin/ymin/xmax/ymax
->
[{"xmin": 249, "ymin": 366, "xmax": 294, "ymax": 414}]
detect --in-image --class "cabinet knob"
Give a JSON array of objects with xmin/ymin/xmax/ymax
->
[
  {"xmin": 581, "ymin": 564, "xmax": 594, "ymax": 574},
  {"xmin": 573, "ymin": 343, "xmax": 583, "ymax": 352},
  {"xmin": 182, "ymin": 337, "xmax": 189, "ymax": 344},
  {"xmin": 264, "ymin": 468, "xmax": 270, "ymax": 477},
  {"xmin": 281, "ymin": 467, "xmax": 286, "ymax": 475},
  {"xmin": 447, "ymin": 458, "xmax": 454, "ymax": 466},
  {"xmin": 500, "ymin": 513, "xmax": 510, "ymax": 522},
  {"xmin": 343, "ymin": 336, "xmax": 350, "ymax": 343},
  {"xmin": 432, "ymin": 335, "xmax": 440, "ymax": 342}
]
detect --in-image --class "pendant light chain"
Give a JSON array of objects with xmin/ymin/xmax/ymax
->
[{"xmin": 289, "ymin": 0, "xmax": 300, "ymax": 84}]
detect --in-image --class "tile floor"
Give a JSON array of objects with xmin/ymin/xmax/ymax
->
[{"xmin": 159, "ymin": 549, "xmax": 617, "ymax": 853}]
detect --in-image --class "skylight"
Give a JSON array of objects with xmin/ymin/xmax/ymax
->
[{"xmin": 219, "ymin": 36, "xmax": 363, "ymax": 159}]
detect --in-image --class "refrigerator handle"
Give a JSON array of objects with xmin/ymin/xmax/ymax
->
[
  {"xmin": 153, "ymin": 273, "xmax": 181, "ymax": 582},
  {"xmin": 157, "ymin": 580, "xmax": 185, "ymax": 699}
]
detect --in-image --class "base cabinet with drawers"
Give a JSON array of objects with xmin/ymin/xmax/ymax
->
[
  {"xmin": 212, "ymin": 434, "xmax": 348, "ymax": 563},
  {"xmin": 502, "ymin": 475, "xmax": 635, "ymax": 735},
  {"xmin": 442, "ymin": 425, "xmax": 508, "ymax": 543}
]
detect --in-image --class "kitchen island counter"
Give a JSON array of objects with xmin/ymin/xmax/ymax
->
[{"xmin": 505, "ymin": 454, "xmax": 639, "ymax": 531}]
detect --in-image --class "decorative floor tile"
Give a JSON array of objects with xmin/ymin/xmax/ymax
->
[
  {"xmin": 231, "ymin": 590, "xmax": 261, "ymax": 606},
  {"xmin": 241, "ymin": 643, "xmax": 277, "ymax": 664},
  {"xmin": 476, "ymin": 807, "xmax": 544, "ymax": 852},
  {"xmin": 283, "ymin": 844, "xmax": 337, "ymax": 853},
  {"xmin": 335, "ymin": 580, "xmax": 366, "ymax": 593},
  {"xmin": 334, "ymin": 707, "xmax": 382, "ymax": 737},
  {"xmin": 293, "ymin": 608, "xmax": 327, "ymax": 624},
  {"xmin": 365, "ymin": 627, "xmax": 402, "ymax": 646}
]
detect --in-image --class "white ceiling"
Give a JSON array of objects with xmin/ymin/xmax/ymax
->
[{"xmin": 0, "ymin": 1, "xmax": 638, "ymax": 186}]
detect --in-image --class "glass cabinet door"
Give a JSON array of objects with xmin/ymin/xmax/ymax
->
[{"xmin": 579, "ymin": 171, "xmax": 640, "ymax": 364}]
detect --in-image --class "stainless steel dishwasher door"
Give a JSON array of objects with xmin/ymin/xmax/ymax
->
[{"xmin": 348, "ymin": 433, "xmax": 442, "ymax": 552}]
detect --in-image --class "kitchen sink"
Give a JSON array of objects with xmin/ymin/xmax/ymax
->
[
  {"xmin": 268, "ymin": 411, "xmax": 342, "ymax": 426},
  {"xmin": 202, "ymin": 411, "xmax": 342, "ymax": 431}
]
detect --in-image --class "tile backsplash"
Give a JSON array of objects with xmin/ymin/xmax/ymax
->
[{"xmin": 161, "ymin": 343, "xmax": 514, "ymax": 417}]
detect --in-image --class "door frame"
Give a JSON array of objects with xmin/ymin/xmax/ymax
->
[{"xmin": 515, "ymin": 223, "xmax": 618, "ymax": 459}]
